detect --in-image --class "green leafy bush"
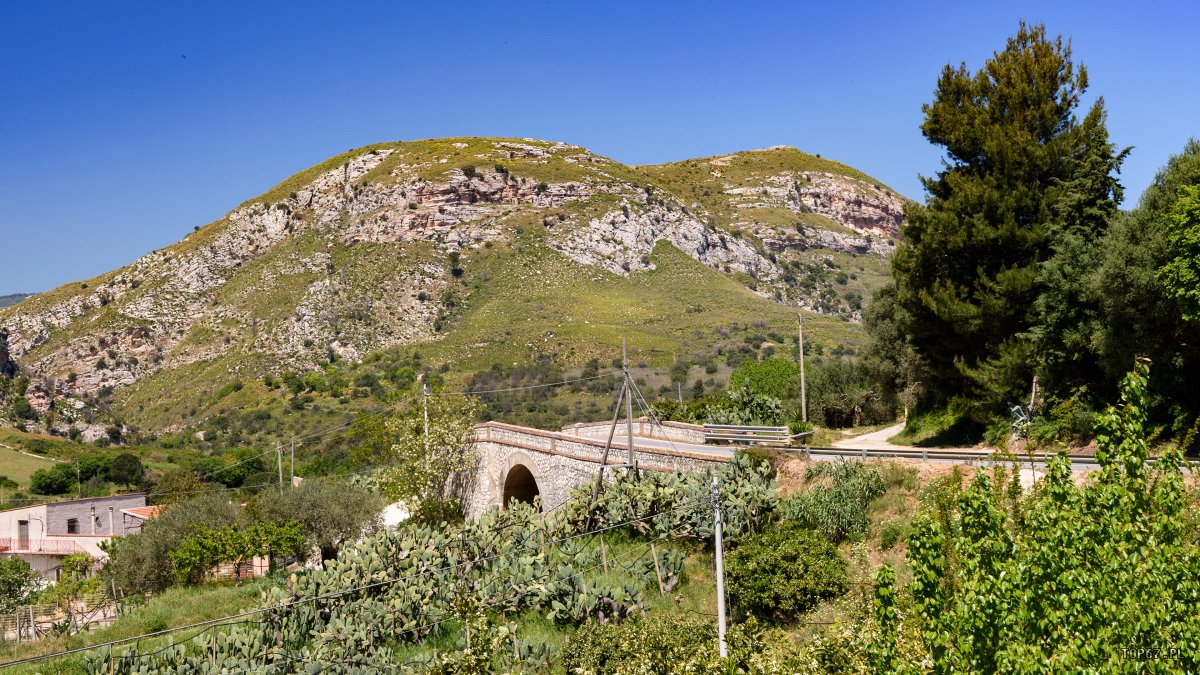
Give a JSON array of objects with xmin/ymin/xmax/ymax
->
[
  {"xmin": 879, "ymin": 520, "xmax": 908, "ymax": 551},
  {"xmin": 780, "ymin": 461, "xmax": 885, "ymax": 542},
  {"xmin": 562, "ymin": 613, "xmax": 804, "ymax": 674},
  {"xmin": 29, "ymin": 463, "xmax": 76, "ymax": 494},
  {"xmin": 726, "ymin": 524, "xmax": 848, "ymax": 621},
  {"xmin": 563, "ymin": 453, "xmax": 777, "ymax": 541},
  {"xmin": 0, "ymin": 557, "xmax": 42, "ymax": 612},
  {"xmin": 897, "ymin": 359, "xmax": 1200, "ymax": 670}
]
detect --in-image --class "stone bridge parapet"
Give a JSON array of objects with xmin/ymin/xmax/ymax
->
[
  {"xmin": 466, "ymin": 421, "xmax": 725, "ymax": 518},
  {"xmin": 560, "ymin": 417, "xmax": 706, "ymax": 445}
]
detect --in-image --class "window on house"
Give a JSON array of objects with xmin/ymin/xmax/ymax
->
[{"xmin": 67, "ymin": 518, "xmax": 79, "ymax": 534}]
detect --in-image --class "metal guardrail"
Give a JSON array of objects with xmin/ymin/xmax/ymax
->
[
  {"xmin": 795, "ymin": 446, "xmax": 1107, "ymax": 466},
  {"xmin": 703, "ymin": 424, "xmax": 792, "ymax": 445}
]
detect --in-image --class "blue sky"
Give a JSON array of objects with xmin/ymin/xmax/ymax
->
[{"xmin": 1, "ymin": 1, "xmax": 1196, "ymax": 292}]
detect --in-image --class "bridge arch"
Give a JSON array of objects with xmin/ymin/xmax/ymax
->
[{"xmin": 502, "ymin": 463, "xmax": 540, "ymax": 509}]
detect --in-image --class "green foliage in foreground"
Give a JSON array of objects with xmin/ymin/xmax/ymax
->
[
  {"xmin": 562, "ymin": 453, "xmax": 777, "ymax": 541},
  {"xmin": 562, "ymin": 613, "xmax": 807, "ymax": 674},
  {"xmin": 0, "ymin": 557, "xmax": 42, "ymax": 613},
  {"xmin": 83, "ymin": 456, "xmax": 777, "ymax": 673},
  {"xmin": 726, "ymin": 524, "xmax": 848, "ymax": 621},
  {"xmin": 779, "ymin": 460, "xmax": 885, "ymax": 542},
  {"xmin": 882, "ymin": 359, "xmax": 1200, "ymax": 671},
  {"xmin": 169, "ymin": 521, "xmax": 304, "ymax": 584},
  {"xmin": 86, "ymin": 501, "xmax": 693, "ymax": 673}
]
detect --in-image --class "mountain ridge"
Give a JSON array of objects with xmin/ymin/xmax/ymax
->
[{"xmin": 0, "ymin": 136, "xmax": 905, "ymax": 437}]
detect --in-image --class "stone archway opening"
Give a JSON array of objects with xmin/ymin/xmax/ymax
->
[{"xmin": 502, "ymin": 464, "xmax": 540, "ymax": 509}]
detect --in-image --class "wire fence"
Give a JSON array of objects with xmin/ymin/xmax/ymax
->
[{"xmin": 0, "ymin": 590, "xmax": 116, "ymax": 645}]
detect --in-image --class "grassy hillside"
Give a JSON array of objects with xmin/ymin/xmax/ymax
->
[
  {"xmin": 0, "ymin": 293, "xmax": 32, "ymax": 308},
  {"xmin": 0, "ymin": 442, "xmax": 60, "ymax": 485},
  {"xmin": 1, "ymin": 137, "xmax": 903, "ymax": 452}
]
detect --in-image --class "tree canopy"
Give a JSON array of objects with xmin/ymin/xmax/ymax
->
[{"xmin": 890, "ymin": 21, "xmax": 1124, "ymax": 409}]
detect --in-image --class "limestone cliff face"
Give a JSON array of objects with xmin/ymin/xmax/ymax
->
[{"xmin": 0, "ymin": 138, "xmax": 906, "ymax": 425}]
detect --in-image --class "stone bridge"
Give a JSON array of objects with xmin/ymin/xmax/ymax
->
[{"xmin": 465, "ymin": 420, "xmax": 727, "ymax": 518}]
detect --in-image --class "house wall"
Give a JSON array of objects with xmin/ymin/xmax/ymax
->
[
  {"xmin": 0, "ymin": 504, "xmax": 49, "ymax": 539},
  {"xmin": 45, "ymin": 495, "xmax": 146, "ymax": 536}
]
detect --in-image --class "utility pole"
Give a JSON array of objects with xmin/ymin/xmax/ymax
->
[
  {"xmin": 623, "ymin": 337, "xmax": 635, "ymax": 471},
  {"xmin": 289, "ymin": 438, "xmax": 296, "ymax": 486},
  {"xmin": 677, "ymin": 382, "xmax": 683, "ymax": 405},
  {"xmin": 423, "ymin": 380, "xmax": 431, "ymax": 457},
  {"xmin": 797, "ymin": 313, "xmax": 808, "ymax": 424},
  {"xmin": 712, "ymin": 475, "xmax": 728, "ymax": 658},
  {"xmin": 276, "ymin": 443, "xmax": 283, "ymax": 491}
]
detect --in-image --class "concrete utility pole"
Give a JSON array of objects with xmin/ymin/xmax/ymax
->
[
  {"xmin": 423, "ymin": 381, "xmax": 431, "ymax": 456},
  {"xmin": 623, "ymin": 337, "xmax": 635, "ymax": 469},
  {"xmin": 276, "ymin": 443, "xmax": 283, "ymax": 490},
  {"xmin": 290, "ymin": 438, "xmax": 296, "ymax": 486},
  {"xmin": 712, "ymin": 475, "xmax": 728, "ymax": 658},
  {"xmin": 797, "ymin": 313, "xmax": 808, "ymax": 424}
]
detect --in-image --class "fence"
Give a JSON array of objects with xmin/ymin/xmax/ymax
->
[
  {"xmin": 0, "ymin": 590, "xmax": 116, "ymax": 645},
  {"xmin": 702, "ymin": 424, "xmax": 793, "ymax": 445},
  {"xmin": 0, "ymin": 537, "xmax": 90, "ymax": 555}
]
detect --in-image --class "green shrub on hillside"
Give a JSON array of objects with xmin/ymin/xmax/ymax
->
[
  {"xmin": 780, "ymin": 461, "xmax": 885, "ymax": 542},
  {"xmin": 29, "ymin": 463, "xmax": 76, "ymax": 495},
  {"xmin": 562, "ymin": 613, "xmax": 805, "ymax": 674},
  {"xmin": 726, "ymin": 524, "xmax": 848, "ymax": 621},
  {"xmin": 887, "ymin": 359, "xmax": 1200, "ymax": 670}
]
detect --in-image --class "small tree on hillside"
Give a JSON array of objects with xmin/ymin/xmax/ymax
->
[
  {"xmin": 108, "ymin": 453, "xmax": 144, "ymax": 488},
  {"xmin": 250, "ymin": 479, "xmax": 384, "ymax": 561},
  {"xmin": 366, "ymin": 393, "xmax": 482, "ymax": 523}
]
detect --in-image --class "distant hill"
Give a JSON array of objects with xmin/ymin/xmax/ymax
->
[
  {"xmin": 0, "ymin": 137, "xmax": 906, "ymax": 435},
  {"xmin": 0, "ymin": 294, "xmax": 32, "ymax": 308}
]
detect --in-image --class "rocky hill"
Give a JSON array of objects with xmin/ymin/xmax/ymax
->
[
  {"xmin": 0, "ymin": 137, "xmax": 905, "ymax": 435},
  {"xmin": 0, "ymin": 294, "xmax": 33, "ymax": 308}
]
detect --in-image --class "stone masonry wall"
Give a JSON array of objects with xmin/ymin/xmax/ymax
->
[
  {"xmin": 466, "ymin": 422, "xmax": 724, "ymax": 518},
  {"xmin": 560, "ymin": 417, "xmax": 707, "ymax": 445}
]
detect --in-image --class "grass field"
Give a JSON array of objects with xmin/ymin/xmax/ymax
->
[
  {"xmin": 0, "ymin": 578, "xmax": 276, "ymax": 675},
  {"xmin": 0, "ymin": 442, "xmax": 61, "ymax": 486}
]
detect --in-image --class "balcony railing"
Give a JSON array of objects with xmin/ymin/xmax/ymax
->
[{"xmin": 0, "ymin": 537, "xmax": 89, "ymax": 555}]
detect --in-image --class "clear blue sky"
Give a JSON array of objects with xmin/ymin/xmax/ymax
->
[{"xmin": 1, "ymin": 1, "xmax": 1196, "ymax": 293}]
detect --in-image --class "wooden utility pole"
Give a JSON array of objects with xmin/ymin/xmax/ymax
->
[{"xmin": 797, "ymin": 313, "xmax": 808, "ymax": 424}]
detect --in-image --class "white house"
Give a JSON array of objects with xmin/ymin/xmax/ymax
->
[{"xmin": 0, "ymin": 494, "xmax": 152, "ymax": 580}]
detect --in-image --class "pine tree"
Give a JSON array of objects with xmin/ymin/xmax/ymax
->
[{"xmin": 891, "ymin": 22, "xmax": 1121, "ymax": 409}]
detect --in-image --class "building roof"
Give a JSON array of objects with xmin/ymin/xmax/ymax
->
[
  {"xmin": 122, "ymin": 506, "xmax": 162, "ymax": 520},
  {"xmin": 0, "ymin": 493, "xmax": 147, "ymax": 515}
]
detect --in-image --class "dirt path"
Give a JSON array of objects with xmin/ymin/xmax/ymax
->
[{"xmin": 0, "ymin": 440, "xmax": 67, "ymax": 462}]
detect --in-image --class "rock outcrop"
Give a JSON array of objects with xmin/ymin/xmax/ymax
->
[
  {"xmin": 0, "ymin": 328, "xmax": 15, "ymax": 378},
  {"xmin": 0, "ymin": 137, "xmax": 907, "ymax": 420}
]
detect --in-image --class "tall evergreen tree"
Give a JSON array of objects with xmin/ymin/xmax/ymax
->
[
  {"xmin": 891, "ymin": 22, "xmax": 1121, "ymax": 409},
  {"xmin": 1094, "ymin": 140, "xmax": 1200, "ymax": 435}
]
